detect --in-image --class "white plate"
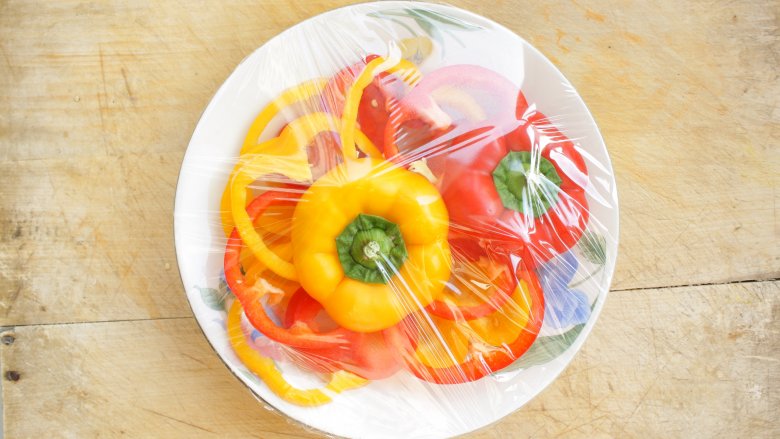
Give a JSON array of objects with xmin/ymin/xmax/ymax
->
[{"xmin": 174, "ymin": 2, "xmax": 619, "ymax": 437}]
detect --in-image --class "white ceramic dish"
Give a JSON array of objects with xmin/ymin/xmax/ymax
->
[{"xmin": 174, "ymin": 2, "xmax": 619, "ymax": 437}]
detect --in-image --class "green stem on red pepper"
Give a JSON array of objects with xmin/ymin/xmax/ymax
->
[{"xmin": 492, "ymin": 151, "xmax": 563, "ymax": 218}]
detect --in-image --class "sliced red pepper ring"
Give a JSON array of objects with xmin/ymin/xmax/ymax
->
[
  {"xmin": 426, "ymin": 240, "xmax": 516, "ymax": 321},
  {"xmin": 227, "ymin": 300, "xmax": 367, "ymax": 406},
  {"xmin": 224, "ymin": 190, "xmax": 357, "ymax": 350},
  {"xmin": 321, "ymin": 54, "xmax": 421, "ymax": 153},
  {"xmin": 283, "ymin": 289, "xmax": 403, "ymax": 380},
  {"xmin": 390, "ymin": 263, "xmax": 544, "ymax": 384},
  {"xmin": 383, "ymin": 64, "xmax": 526, "ymax": 159}
]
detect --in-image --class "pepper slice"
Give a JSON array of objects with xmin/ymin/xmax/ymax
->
[
  {"xmin": 225, "ymin": 190, "xmax": 358, "ymax": 350},
  {"xmin": 426, "ymin": 244, "xmax": 516, "ymax": 321},
  {"xmin": 391, "ymin": 264, "xmax": 544, "ymax": 384},
  {"xmin": 322, "ymin": 55, "xmax": 421, "ymax": 152},
  {"xmin": 221, "ymin": 110, "xmax": 382, "ymax": 238},
  {"xmin": 284, "ymin": 289, "xmax": 403, "ymax": 380},
  {"xmin": 240, "ymin": 78, "xmax": 327, "ymax": 156},
  {"xmin": 383, "ymin": 64, "xmax": 527, "ymax": 159},
  {"xmin": 227, "ymin": 300, "xmax": 366, "ymax": 406}
]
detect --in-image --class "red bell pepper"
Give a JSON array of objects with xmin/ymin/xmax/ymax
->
[
  {"xmin": 382, "ymin": 63, "xmax": 588, "ymax": 265},
  {"xmin": 432, "ymin": 110, "xmax": 589, "ymax": 266}
]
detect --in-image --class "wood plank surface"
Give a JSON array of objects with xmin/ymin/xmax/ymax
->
[
  {"xmin": 0, "ymin": 0, "xmax": 777, "ymax": 326},
  {"xmin": 2, "ymin": 281, "xmax": 777, "ymax": 438},
  {"xmin": 1, "ymin": 0, "xmax": 778, "ymax": 437},
  {"xmin": 0, "ymin": 0, "xmax": 358, "ymax": 326}
]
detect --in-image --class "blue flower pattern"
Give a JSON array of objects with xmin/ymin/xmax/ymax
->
[{"xmin": 537, "ymin": 251, "xmax": 590, "ymax": 329}]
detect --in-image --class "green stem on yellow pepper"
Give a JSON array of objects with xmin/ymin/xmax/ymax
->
[{"xmin": 336, "ymin": 214, "xmax": 408, "ymax": 284}]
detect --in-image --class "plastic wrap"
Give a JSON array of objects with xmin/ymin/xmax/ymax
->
[{"xmin": 174, "ymin": 1, "xmax": 618, "ymax": 437}]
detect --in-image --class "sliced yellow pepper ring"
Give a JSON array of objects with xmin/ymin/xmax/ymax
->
[
  {"xmin": 220, "ymin": 137, "xmax": 281, "ymax": 237},
  {"xmin": 239, "ymin": 57, "xmax": 421, "ymax": 158},
  {"xmin": 250, "ymin": 201, "xmax": 295, "ymax": 238},
  {"xmin": 227, "ymin": 301, "xmax": 366, "ymax": 406},
  {"xmin": 280, "ymin": 112, "xmax": 383, "ymax": 160},
  {"xmin": 412, "ymin": 281, "xmax": 533, "ymax": 369},
  {"xmin": 230, "ymin": 150, "xmax": 309, "ymax": 281},
  {"xmin": 230, "ymin": 114, "xmax": 385, "ymax": 281},
  {"xmin": 222, "ymin": 112, "xmax": 384, "ymax": 237},
  {"xmin": 240, "ymin": 78, "xmax": 328, "ymax": 156},
  {"xmin": 340, "ymin": 57, "xmax": 387, "ymax": 160},
  {"xmin": 339, "ymin": 56, "xmax": 422, "ymax": 159},
  {"xmin": 223, "ymin": 79, "xmax": 326, "ymax": 237}
]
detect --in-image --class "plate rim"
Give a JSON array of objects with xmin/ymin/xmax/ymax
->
[{"xmin": 172, "ymin": 1, "xmax": 620, "ymax": 437}]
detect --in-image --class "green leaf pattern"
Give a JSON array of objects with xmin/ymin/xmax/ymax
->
[
  {"xmin": 507, "ymin": 324, "xmax": 586, "ymax": 371},
  {"xmin": 579, "ymin": 231, "xmax": 607, "ymax": 265},
  {"xmin": 195, "ymin": 276, "xmax": 233, "ymax": 311},
  {"xmin": 368, "ymin": 7, "xmax": 482, "ymax": 50}
]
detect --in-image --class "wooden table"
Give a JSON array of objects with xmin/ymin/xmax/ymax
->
[{"xmin": 1, "ymin": 0, "xmax": 777, "ymax": 437}]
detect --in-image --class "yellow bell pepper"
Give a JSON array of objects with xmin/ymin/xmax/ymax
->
[
  {"xmin": 291, "ymin": 158, "xmax": 451, "ymax": 333},
  {"xmin": 227, "ymin": 301, "xmax": 366, "ymax": 406}
]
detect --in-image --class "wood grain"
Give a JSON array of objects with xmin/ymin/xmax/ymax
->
[
  {"xmin": 1, "ymin": 0, "xmax": 778, "ymax": 437},
  {"xmin": 0, "ymin": 0, "xmax": 365, "ymax": 326},
  {"xmin": 1, "ymin": 0, "xmax": 777, "ymax": 327},
  {"xmin": 2, "ymin": 281, "xmax": 777, "ymax": 438}
]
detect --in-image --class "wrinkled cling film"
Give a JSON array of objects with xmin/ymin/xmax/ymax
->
[{"xmin": 175, "ymin": 1, "xmax": 618, "ymax": 437}]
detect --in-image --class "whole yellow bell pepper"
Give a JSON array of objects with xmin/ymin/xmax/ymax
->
[
  {"xmin": 291, "ymin": 158, "xmax": 451, "ymax": 333},
  {"xmin": 228, "ymin": 112, "xmax": 384, "ymax": 282}
]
